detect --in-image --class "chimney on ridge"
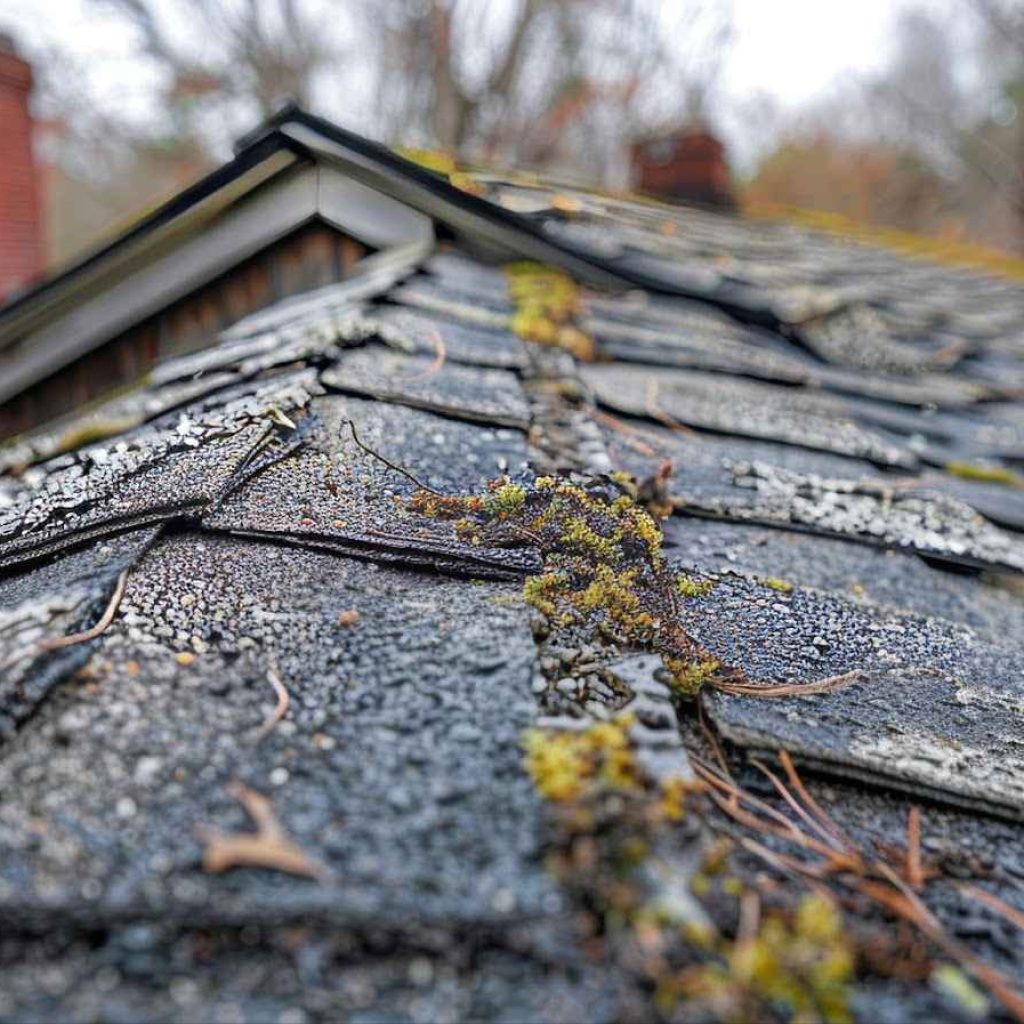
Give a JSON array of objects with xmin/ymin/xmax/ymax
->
[
  {"xmin": 0, "ymin": 33, "xmax": 43, "ymax": 300},
  {"xmin": 631, "ymin": 125, "xmax": 735, "ymax": 210}
]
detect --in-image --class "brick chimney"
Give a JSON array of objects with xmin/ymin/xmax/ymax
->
[
  {"xmin": 632, "ymin": 126, "xmax": 734, "ymax": 210},
  {"xmin": 0, "ymin": 33, "xmax": 43, "ymax": 300}
]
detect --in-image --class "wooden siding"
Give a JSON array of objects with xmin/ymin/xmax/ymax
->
[{"xmin": 0, "ymin": 220, "xmax": 365, "ymax": 438}]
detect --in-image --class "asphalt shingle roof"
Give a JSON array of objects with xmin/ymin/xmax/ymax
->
[{"xmin": 3, "ymin": 148, "xmax": 1024, "ymax": 1022}]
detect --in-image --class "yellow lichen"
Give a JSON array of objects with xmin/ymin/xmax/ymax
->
[
  {"xmin": 762, "ymin": 576, "xmax": 794, "ymax": 593},
  {"xmin": 676, "ymin": 575, "xmax": 716, "ymax": 599}
]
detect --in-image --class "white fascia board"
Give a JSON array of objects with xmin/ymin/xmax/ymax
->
[
  {"xmin": 0, "ymin": 161, "xmax": 433, "ymax": 405},
  {"xmin": 315, "ymin": 164, "xmax": 433, "ymax": 249}
]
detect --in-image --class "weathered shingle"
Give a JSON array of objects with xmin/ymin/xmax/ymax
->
[{"xmin": 3, "ymin": 127, "xmax": 1024, "ymax": 1022}]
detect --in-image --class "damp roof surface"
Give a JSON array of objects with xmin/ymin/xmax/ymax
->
[{"xmin": 3, "ymin": 114, "xmax": 1024, "ymax": 1023}]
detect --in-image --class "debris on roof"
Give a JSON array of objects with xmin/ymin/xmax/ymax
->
[{"xmin": 2, "ymin": 111, "xmax": 1024, "ymax": 1022}]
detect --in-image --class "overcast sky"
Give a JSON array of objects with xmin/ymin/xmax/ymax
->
[{"xmin": 0, "ymin": 0, "xmax": 952, "ymax": 166}]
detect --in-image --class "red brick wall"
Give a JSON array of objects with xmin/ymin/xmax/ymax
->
[{"xmin": 0, "ymin": 36, "xmax": 43, "ymax": 300}]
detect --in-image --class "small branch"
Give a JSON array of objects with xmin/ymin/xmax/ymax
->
[
  {"xmin": 254, "ymin": 668, "xmax": 290, "ymax": 743},
  {"xmin": 342, "ymin": 419, "xmax": 444, "ymax": 496},
  {"xmin": 38, "ymin": 568, "xmax": 130, "ymax": 652},
  {"xmin": 1, "ymin": 568, "xmax": 131, "ymax": 672},
  {"xmin": 713, "ymin": 668, "xmax": 862, "ymax": 699}
]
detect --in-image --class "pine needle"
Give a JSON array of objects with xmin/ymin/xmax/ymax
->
[
  {"xmin": 37, "ymin": 568, "xmax": 130, "ymax": 652},
  {"xmin": 254, "ymin": 668, "xmax": 290, "ymax": 743},
  {"xmin": 906, "ymin": 806, "xmax": 924, "ymax": 890},
  {"xmin": 407, "ymin": 327, "xmax": 446, "ymax": 380},
  {"xmin": 713, "ymin": 668, "xmax": 862, "ymax": 699},
  {"xmin": 343, "ymin": 418, "xmax": 444, "ymax": 496},
  {"xmin": 644, "ymin": 378, "xmax": 698, "ymax": 437}
]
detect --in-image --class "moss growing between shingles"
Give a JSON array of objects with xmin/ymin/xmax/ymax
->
[
  {"xmin": 664, "ymin": 657, "xmax": 721, "ymax": 698},
  {"xmin": 661, "ymin": 895, "xmax": 854, "ymax": 1023},
  {"xmin": 521, "ymin": 715, "xmax": 698, "ymax": 938},
  {"xmin": 677, "ymin": 574, "xmax": 717, "ymax": 599},
  {"xmin": 522, "ymin": 714, "xmax": 642, "ymax": 803},
  {"xmin": 945, "ymin": 460, "xmax": 1024, "ymax": 489},
  {"xmin": 505, "ymin": 262, "xmax": 596, "ymax": 360},
  {"xmin": 411, "ymin": 474, "xmax": 738, "ymax": 696},
  {"xmin": 521, "ymin": 721, "xmax": 852, "ymax": 1024}
]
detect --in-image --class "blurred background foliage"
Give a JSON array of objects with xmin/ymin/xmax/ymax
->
[{"xmin": 12, "ymin": 0, "xmax": 1024, "ymax": 263}]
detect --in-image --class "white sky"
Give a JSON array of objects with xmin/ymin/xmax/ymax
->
[
  {"xmin": 724, "ymin": 0, "xmax": 902, "ymax": 110},
  {"xmin": 0, "ymin": 0, "xmax": 948, "ymax": 166}
]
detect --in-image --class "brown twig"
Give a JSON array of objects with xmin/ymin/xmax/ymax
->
[
  {"xmin": 1, "ymin": 568, "xmax": 131, "ymax": 673},
  {"xmin": 644, "ymin": 378, "xmax": 698, "ymax": 438},
  {"xmin": 200, "ymin": 781, "xmax": 329, "ymax": 882},
  {"xmin": 712, "ymin": 669, "xmax": 862, "ymax": 699},
  {"xmin": 38, "ymin": 568, "xmax": 130, "ymax": 652},
  {"xmin": 254, "ymin": 668, "xmax": 290, "ymax": 743},
  {"xmin": 343, "ymin": 419, "xmax": 444, "ymax": 496}
]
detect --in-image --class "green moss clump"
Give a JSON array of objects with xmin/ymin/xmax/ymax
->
[
  {"xmin": 523, "ymin": 570, "xmax": 567, "ymax": 619},
  {"xmin": 505, "ymin": 262, "xmax": 595, "ymax": 360},
  {"xmin": 411, "ymin": 473, "xmax": 741, "ymax": 699},
  {"xmin": 762, "ymin": 576, "xmax": 793, "ymax": 593},
  {"xmin": 487, "ymin": 481, "xmax": 527, "ymax": 518},
  {"xmin": 522, "ymin": 715, "xmax": 641, "ymax": 803},
  {"xmin": 664, "ymin": 657, "xmax": 721, "ymax": 697},
  {"xmin": 677, "ymin": 575, "xmax": 716, "ymax": 599},
  {"xmin": 662, "ymin": 896, "xmax": 854, "ymax": 1022}
]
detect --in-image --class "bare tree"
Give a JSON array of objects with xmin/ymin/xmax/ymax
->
[
  {"xmin": 863, "ymin": 3, "xmax": 1024, "ymax": 250},
  {"xmin": 361, "ymin": 0, "xmax": 732, "ymax": 184},
  {"xmin": 92, "ymin": 0, "xmax": 341, "ymax": 144},
  {"xmin": 31, "ymin": 0, "xmax": 733, "ymax": 262}
]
